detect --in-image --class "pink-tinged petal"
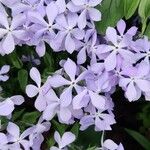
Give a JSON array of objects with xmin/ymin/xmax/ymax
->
[
  {"xmin": 10, "ymin": 14, "xmax": 26, "ymax": 30},
  {"xmin": 26, "ymin": 85, "xmax": 39, "ymax": 97},
  {"xmin": 36, "ymin": 41, "xmax": 46, "ymax": 57},
  {"xmin": 60, "ymin": 132, "xmax": 75, "ymax": 148},
  {"xmin": 35, "ymin": 94, "xmax": 47, "ymax": 112},
  {"xmin": 67, "ymin": 2, "xmax": 82, "ymax": 12},
  {"xmin": 0, "ymin": 65, "xmax": 10, "ymax": 74},
  {"xmin": 56, "ymin": 0, "xmax": 66, "ymax": 14},
  {"xmin": 88, "ymin": 0, "xmax": 102, "ymax": 6},
  {"xmin": 54, "ymin": 131, "xmax": 61, "ymax": 146},
  {"xmin": 7, "ymin": 122, "xmax": 20, "ymax": 139},
  {"xmin": 126, "ymin": 82, "xmax": 137, "ymax": 102},
  {"xmin": 30, "ymin": 67, "xmax": 41, "ymax": 87},
  {"xmin": 0, "ymin": 99, "xmax": 14, "ymax": 116},
  {"xmin": 59, "ymin": 108, "xmax": 72, "ymax": 122},
  {"xmin": 0, "ymin": 28, "xmax": 8, "ymax": 38},
  {"xmin": 10, "ymin": 95, "xmax": 24, "ymax": 105},
  {"xmin": 46, "ymin": 2, "xmax": 58, "ymax": 25},
  {"xmin": 103, "ymin": 139, "xmax": 118, "ymax": 149},
  {"xmin": 136, "ymin": 79, "xmax": 150, "ymax": 92},
  {"xmin": 2, "ymin": 33, "xmax": 15, "ymax": 54},
  {"xmin": 106, "ymin": 27, "xmax": 117, "ymax": 45},
  {"xmin": 78, "ymin": 10, "xmax": 87, "ymax": 29},
  {"xmin": 65, "ymin": 33, "xmax": 75, "ymax": 54},
  {"xmin": 72, "ymin": 0, "xmax": 85, "ymax": 5},
  {"xmin": 0, "ymin": 133, "xmax": 8, "ymax": 145},
  {"xmin": 117, "ymin": 19, "xmax": 126, "ymax": 36},
  {"xmin": 77, "ymin": 47, "xmax": 86, "ymax": 64},
  {"xmin": 48, "ymin": 75, "xmax": 70, "ymax": 88},
  {"xmin": 127, "ymin": 26, "xmax": 137, "ymax": 36},
  {"xmin": 0, "ymin": 12, "xmax": 9, "ymax": 29},
  {"xmin": 105, "ymin": 51, "xmax": 117, "ymax": 71},
  {"xmin": 89, "ymin": 90, "xmax": 105, "ymax": 109},
  {"xmin": 67, "ymin": 13, "xmax": 78, "ymax": 28},
  {"xmin": 72, "ymin": 28, "xmax": 85, "ymax": 40},
  {"xmin": 60, "ymin": 87, "xmax": 73, "ymax": 107},
  {"xmin": 43, "ymin": 103, "xmax": 58, "ymax": 120},
  {"xmin": 64, "ymin": 58, "xmax": 77, "ymax": 81},
  {"xmin": 73, "ymin": 89, "xmax": 88, "ymax": 109},
  {"xmin": 88, "ymin": 8, "xmax": 101, "ymax": 21}
]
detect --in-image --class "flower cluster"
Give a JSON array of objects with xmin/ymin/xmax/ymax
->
[{"xmin": 0, "ymin": 0, "xmax": 150, "ymax": 149}]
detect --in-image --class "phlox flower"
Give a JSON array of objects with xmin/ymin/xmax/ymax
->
[
  {"xmin": 80, "ymin": 104, "xmax": 116, "ymax": 131},
  {"xmin": 28, "ymin": 2, "xmax": 59, "ymax": 56},
  {"xmin": 68, "ymin": 0, "xmax": 102, "ymax": 29},
  {"xmin": 26, "ymin": 67, "xmax": 51, "ymax": 111},
  {"xmin": 43, "ymin": 89, "xmax": 72, "ymax": 123},
  {"xmin": 48, "ymin": 58, "xmax": 88, "ymax": 107},
  {"xmin": 119, "ymin": 61, "xmax": 150, "ymax": 101},
  {"xmin": 51, "ymin": 12, "xmax": 85, "ymax": 53},
  {"xmin": 0, "ymin": 12, "xmax": 26, "ymax": 54},
  {"xmin": 96, "ymin": 26, "xmax": 135, "ymax": 71}
]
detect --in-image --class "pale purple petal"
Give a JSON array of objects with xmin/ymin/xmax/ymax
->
[
  {"xmin": 60, "ymin": 132, "xmax": 75, "ymax": 148},
  {"xmin": 117, "ymin": 19, "xmax": 126, "ymax": 36},
  {"xmin": 78, "ymin": 10, "xmax": 87, "ymax": 29},
  {"xmin": 64, "ymin": 58, "xmax": 77, "ymax": 81},
  {"xmin": 88, "ymin": 8, "xmax": 101, "ymax": 21},
  {"xmin": 126, "ymin": 82, "xmax": 137, "ymax": 101},
  {"xmin": 105, "ymin": 51, "xmax": 117, "ymax": 71},
  {"xmin": 89, "ymin": 90, "xmax": 105, "ymax": 109},
  {"xmin": 2, "ymin": 33, "xmax": 15, "ymax": 54},
  {"xmin": 30, "ymin": 67, "xmax": 41, "ymax": 87},
  {"xmin": 48, "ymin": 75, "xmax": 70, "ymax": 88},
  {"xmin": 106, "ymin": 27, "xmax": 117, "ymax": 45},
  {"xmin": 46, "ymin": 2, "xmax": 58, "ymax": 25},
  {"xmin": 26, "ymin": 85, "xmax": 39, "ymax": 97}
]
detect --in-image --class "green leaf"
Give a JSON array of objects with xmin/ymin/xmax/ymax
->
[
  {"xmin": 22, "ymin": 111, "xmax": 40, "ymax": 125},
  {"xmin": 43, "ymin": 52, "xmax": 55, "ymax": 72},
  {"xmin": 124, "ymin": 0, "xmax": 140, "ymax": 19},
  {"xmin": 18, "ymin": 69, "xmax": 28, "ymax": 91},
  {"xmin": 125, "ymin": 128, "xmax": 150, "ymax": 150},
  {"xmin": 96, "ymin": 0, "xmax": 124, "ymax": 34},
  {"xmin": 138, "ymin": 0, "xmax": 150, "ymax": 33},
  {"xmin": 71, "ymin": 122, "xmax": 80, "ymax": 138},
  {"xmin": 46, "ymin": 137, "xmax": 55, "ymax": 148},
  {"xmin": 52, "ymin": 120, "xmax": 68, "ymax": 136},
  {"xmin": 9, "ymin": 52, "xmax": 23, "ymax": 69},
  {"xmin": 12, "ymin": 109, "xmax": 25, "ymax": 121},
  {"xmin": 145, "ymin": 23, "xmax": 150, "ymax": 38}
]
